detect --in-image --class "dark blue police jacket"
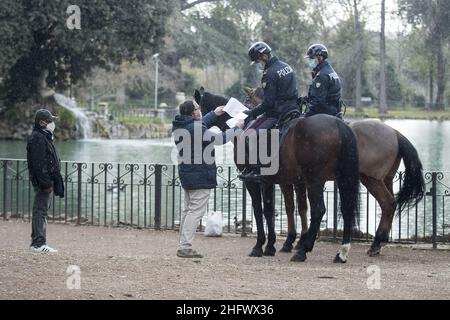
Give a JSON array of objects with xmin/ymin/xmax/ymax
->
[
  {"xmin": 307, "ymin": 60, "xmax": 341, "ymax": 116},
  {"xmin": 249, "ymin": 56, "xmax": 298, "ymax": 119}
]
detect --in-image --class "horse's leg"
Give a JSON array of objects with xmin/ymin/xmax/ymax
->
[
  {"xmin": 262, "ymin": 183, "xmax": 276, "ymax": 256},
  {"xmin": 294, "ymin": 181, "xmax": 308, "ymax": 250},
  {"xmin": 381, "ymin": 175, "xmax": 396, "ymax": 244},
  {"xmin": 379, "ymin": 158, "xmax": 401, "ymax": 247},
  {"xmin": 361, "ymin": 174, "xmax": 396, "ymax": 257},
  {"xmin": 246, "ymin": 181, "xmax": 265, "ymax": 257},
  {"xmin": 333, "ymin": 197, "xmax": 355, "ymax": 263},
  {"xmin": 291, "ymin": 180, "xmax": 326, "ymax": 262},
  {"xmin": 279, "ymin": 184, "xmax": 296, "ymax": 253}
]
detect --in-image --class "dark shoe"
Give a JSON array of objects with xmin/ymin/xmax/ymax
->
[
  {"xmin": 177, "ymin": 249, "xmax": 203, "ymax": 258},
  {"xmin": 238, "ymin": 171, "xmax": 262, "ymax": 182}
]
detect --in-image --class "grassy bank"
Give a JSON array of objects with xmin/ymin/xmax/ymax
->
[{"xmin": 345, "ymin": 106, "xmax": 450, "ymax": 120}]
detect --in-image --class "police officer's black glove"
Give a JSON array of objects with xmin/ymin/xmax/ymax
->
[
  {"xmin": 297, "ymin": 96, "xmax": 309, "ymax": 114},
  {"xmin": 243, "ymin": 109, "xmax": 252, "ymax": 116},
  {"xmin": 297, "ymin": 96, "xmax": 309, "ymax": 105}
]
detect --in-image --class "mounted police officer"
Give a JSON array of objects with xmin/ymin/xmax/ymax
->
[
  {"xmin": 303, "ymin": 44, "xmax": 343, "ymax": 118},
  {"xmin": 239, "ymin": 41, "xmax": 298, "ymax": 181}
]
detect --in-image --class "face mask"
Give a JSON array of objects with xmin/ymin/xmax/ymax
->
[
  {"xmin": 308, "ymin": 58, "xmax": 318, "ymax": 70},
  {"xmin": 46, "ymin": 122, "xmax": 55, "ymax": 133},
  {"xmin": 255, "ymin": 62, "xmax": 264, "ymax": 72}
]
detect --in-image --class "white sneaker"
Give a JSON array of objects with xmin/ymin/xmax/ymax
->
[{"xmin": 30, "ymin": 245, "xmax": 58, "ymax": 254}]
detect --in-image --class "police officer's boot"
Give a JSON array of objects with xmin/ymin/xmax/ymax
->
[{"xmin": 238, "ymin": 165, "xmax": 262, "ymax": 182}]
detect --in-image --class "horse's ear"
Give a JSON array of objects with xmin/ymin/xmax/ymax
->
[
  {"xmin": 194, "ymin": 89, "xmax": 201, "ymax": 104},
  {"xmin": 243, "ymin": 87, "xmax": 252, "ymax": 95}
]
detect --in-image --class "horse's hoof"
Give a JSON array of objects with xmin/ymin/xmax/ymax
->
[
  {"xmin": 290, "ymin": 251, "xmax": 306, "ymax": 262},
  {"xmin": 263, "ymin": 246, "xmax": 276, "ymax": 256},
  {"xmin": 249, "ymin": 248, "xmax": 263, "ymax": 257},
  {"xmin": 333, "ymin": 253, "xmax": 347, "ymax": 263},
  {"xmin": 280, "ymin": 243, "xmax": 292, "ymax": 253},
  {"xmin": 367, "ymin": 247, "xmax": 381, "ymax": 257}
]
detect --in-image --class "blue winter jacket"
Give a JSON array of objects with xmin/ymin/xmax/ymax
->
[{"xmin": 172, "ymin": 111, "xmax": 241, "ymax": 190}]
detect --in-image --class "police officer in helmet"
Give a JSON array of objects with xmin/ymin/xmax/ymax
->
[
  {"xmin": 303, "ymin": 44, "xmax": 342, "ymax": 118},
  {"xmin": 239, "ymin": 41, "xmax": 298, "ymax": 181}
]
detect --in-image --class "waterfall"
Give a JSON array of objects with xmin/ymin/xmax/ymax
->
[{"xmin": 54, "ymin": 93, "xmax": 93, "ymax": 139}]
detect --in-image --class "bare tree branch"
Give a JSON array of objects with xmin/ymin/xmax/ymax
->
[{"xmin": 180, "ymin": 0, "xmax": 222, "ymax": 11}]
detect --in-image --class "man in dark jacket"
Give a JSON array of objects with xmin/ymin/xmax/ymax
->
[
  {"xmin": 303, "ymin": 44, "xmax": 342, "ymax": 118},
  {"xmin": 172, "ymin": 100, "xmax": 242, "ymax": 258},
  {"xmin": 27, "ymin": 109, "xmax": 64, "ymax": 253}
]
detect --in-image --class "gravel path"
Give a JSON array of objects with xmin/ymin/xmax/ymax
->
[{"xmin": 0, "ymin": 220, "xmax": 449, "ymax": 300}]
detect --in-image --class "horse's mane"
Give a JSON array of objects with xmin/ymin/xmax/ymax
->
[{"xmin": 253, "ymin": 87, "xmax": 264, "ymax": 100}]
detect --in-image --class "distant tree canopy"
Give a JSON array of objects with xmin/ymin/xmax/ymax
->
[
  {"xmin": 0, "ymin": 0, "xmax": 174, "ymax": 107},
  {"xmin": 3, "ymin": 0, "xmax": 447, "ymax": 113},
  {"xmin": 172, "ymin": 0, "xmax": 315, "ymax": 89},
  {"xmin": 399, "ymin": 0, "xmax": 450, "ymax": 109}
]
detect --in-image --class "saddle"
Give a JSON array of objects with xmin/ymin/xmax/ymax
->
[
  {"xmin": 239, "ymin": 109, "xmax": 302, "ymax": 146},
  {"xmin": 275, "ymin": 109, "xmax": 302, "ymax": 131}
]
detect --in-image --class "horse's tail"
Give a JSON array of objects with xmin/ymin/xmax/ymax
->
[
  {"xmin": 335, "ymin": 120, "xmax": 360, "ymax": 230},
  {"xmin": 396, "ymin": 132, "xmax": 425, "ymax": 214}
]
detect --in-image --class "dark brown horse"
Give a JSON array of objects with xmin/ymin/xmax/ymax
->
[
  {"xmin": 195, "ymin": 87, "xmax": 360, "ymax": 262},
  {"xmin": 245, "ymin": 87, "xmax": 426, "ymax": 256}
]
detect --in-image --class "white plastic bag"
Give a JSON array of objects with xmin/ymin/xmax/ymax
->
[{"xmin": 204, "ymin": 211, "xmax": 223, "ymax": 237}]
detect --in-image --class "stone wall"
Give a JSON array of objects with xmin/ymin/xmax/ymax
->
[
  {"xmin": 93, "ymin": 117, "xmax": 170, "ymax": 139},
  {"xmin": 0, "ymin": 104, "xmax": 170, "ymax": 141}
]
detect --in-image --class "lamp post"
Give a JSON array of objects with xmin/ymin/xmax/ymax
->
[{"xmin": 152, "ymin": 53, "xmax": 159, "ymax": 111}]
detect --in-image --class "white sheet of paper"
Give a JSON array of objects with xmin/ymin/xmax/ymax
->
[
  {"xmin": 223, "ymin": 97, "xmax": 248, "ymax": 117},
  {"xmin": 234, "ymin": 111, "xmax": 248, "ymax": 120},
  {"xmin": 226, "ymin": 112, "xmax": 248, "ymax": 128},
  {"xmin": 226, "ymin": 117, "xmax": 240, "ymax": 128}
]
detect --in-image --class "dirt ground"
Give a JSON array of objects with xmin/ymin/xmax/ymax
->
[{"xmin": 0, "ymin": 220, "xmax": 449, "ymax": 300}]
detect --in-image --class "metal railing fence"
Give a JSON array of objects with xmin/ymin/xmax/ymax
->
[{"xmin": 1, "ymin": 159, "xmax": 449, "ymax": 247}]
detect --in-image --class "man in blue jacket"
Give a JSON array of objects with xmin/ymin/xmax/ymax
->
[{"xmin": 172, "ymin": 100, "xmax": 242, "ymax": 258}]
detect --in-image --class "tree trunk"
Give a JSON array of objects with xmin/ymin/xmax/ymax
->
[
  {"xmin": 116, "ymin": 84, "xmax": 126, "ymax": 107},
  {"xmin": 435, "ymin": 37, "xmax": 446, "ymax": 110},
  {"xmin": 429, "ymin": 64, "xmax": 434, "ymax": 110},
  {"xmin": 354, "ymin": 0, "xmax": 362, "ymax": 111},
  {"xmin": 379, "ymin": 0, "xmax": 387, "ymax": 114}
]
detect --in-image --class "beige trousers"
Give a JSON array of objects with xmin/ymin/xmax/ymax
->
[{"xmin": 179, "ymin": 189, "xmax": 211, "ymax": 250}]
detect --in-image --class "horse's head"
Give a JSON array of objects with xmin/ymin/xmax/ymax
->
[
  {"xmin": 243, "ymin": 87, "xmax": 264, "ymax": 107},
  {"xmin": 193, "ymin": 87, "xmax": 231, "ymax": 132}
]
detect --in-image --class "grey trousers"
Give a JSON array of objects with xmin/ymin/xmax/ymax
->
[
  {"xmin": 179, "ymin": 189, "xmax": 211, "ymax": 250},
  {"xmin": 31, "ymin": 188, "xmax": 52, "ymax": 248}
]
